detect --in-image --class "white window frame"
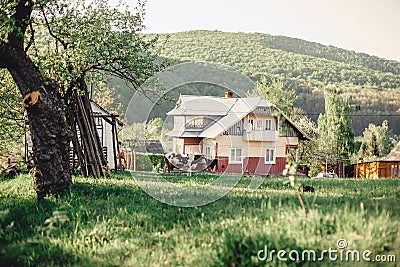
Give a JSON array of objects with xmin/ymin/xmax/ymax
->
[
  {"xmin": 247, "ymin": 119, "xmax": 254, "ymax": 131},
  {"xmin": 186, "ymin": 116, "xmax": 204, "ymax": 129},
  {"xmin": 204, "ymin": 146, "xmax": 212, "ymax": 159},
  {"xmin": 265, "ymin": 147, "xmax": 276, "ymax": 164},
  {"xmin": 256, "ymin": 119, "xmax": 262, "ymax": 130},
  {"xmin": 230, "ymin": 148, "xmax": 243, "ymax": 164},
  {"xmin": 265, "ymin": 119, "xmax": 272, "ymax": 130}
]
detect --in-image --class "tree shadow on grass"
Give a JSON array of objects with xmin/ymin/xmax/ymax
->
[
  {"xmin": 0, "ymin": 239, "xmax": 90, "ymax": 267},
  {"xmin": 0, "ymin": 194, "xmax": 111, "ymax": 266}
]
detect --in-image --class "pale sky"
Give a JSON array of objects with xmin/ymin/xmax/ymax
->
[{"xmin": 123, "ymin": 0, "xmax": 400, "ymax": 61}]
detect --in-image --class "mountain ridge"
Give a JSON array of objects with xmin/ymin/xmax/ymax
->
[
  {"xmin": 152, "ymin": 31, "xmax": 400, "ymax": 135},
  {"xmin": 156, "ymin": 29, "xmax": 400, "ymax": 66},
  {"xmin": 113, "ymin": 30, "xmax": 400, "ymax": 135}
]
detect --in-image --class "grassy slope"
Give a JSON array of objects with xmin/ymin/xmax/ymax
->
[{"xmin": 0, "ymin": 173, "xmax": 399, "ymax": 266}]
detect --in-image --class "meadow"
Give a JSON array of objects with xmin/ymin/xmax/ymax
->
[{"xmin": 0, "ymin": 172, "xmax": 399, "ymax": 266}]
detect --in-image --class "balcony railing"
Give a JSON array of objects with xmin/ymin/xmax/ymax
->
[
  {"xmin": 243, "ymin": 130, "xmax": 279, "ymax": 141},
  {"xmin": 185, "ymin": 123, "xmax": 204, "ymax": 130}
]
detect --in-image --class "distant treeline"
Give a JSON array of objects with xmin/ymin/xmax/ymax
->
[{"xmin": 112, "ymin": 30, "xmax": 400, "ymax": 135}]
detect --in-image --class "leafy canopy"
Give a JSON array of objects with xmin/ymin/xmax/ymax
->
[
  {"xmin": 0, "ymin": 0, "xmax": 167, "ymax": 160},
  {"xmin": 318, "ymin": 87, "xmax": 356, "ymax": 161},
  {"xmin": 361, "ymin": 120, "xmax": 395, "ymax": 157},
  {"xmin": 0, "ymin": 70, "xmax": 24, "ymax": 156},
  {"xmin": 249, "ymin": 76, "xmax": 297, "ymax": 115},
  {"xmin": 31, "ymin": 0, "xmax": 167, "ymax": 96}
]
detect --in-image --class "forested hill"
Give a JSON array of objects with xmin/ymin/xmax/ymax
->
[
  {"xmin": 257, "ymin": 34, "xmax": 400, "ymax": 75},
  {"xmin": 139, "ymin": 30, "xmax": 400, "ymax": 135}
]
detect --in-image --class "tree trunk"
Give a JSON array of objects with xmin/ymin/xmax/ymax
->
[{"xmin": 0, "ymin": 43, "xmax": 72, "ymax": 201}]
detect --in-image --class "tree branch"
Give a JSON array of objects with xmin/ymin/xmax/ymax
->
[
  {"xmin": 8, "ymin": 0, "xmax": 34, "ymax": 48},
  {"xmin": 24, "ymin": 19, "xmax": 35, "ymax": 52},
  {"xmin": 0, "ymin": 115, "xmax": 25, "ymax": 127},
  {"xmin": 0, "ymin": 95, "xmax": 22, "ymax": 114},
  {"xmin": 40, "ymin": 6, "xmax": 68, "ymax": 49},
  {"xmin": 296, "ymin": 186, "xmax": 307, "ymax": 217}
]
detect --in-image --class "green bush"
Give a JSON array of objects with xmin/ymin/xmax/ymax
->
[
  {"xmin": 148, "ymin": 154, "xmax": 164, "ymax": 172},
  {"xmin": 309, "ymin": 161, "xmax": 321, "ymax": 177},
  {"xmin": 135, "ymin": 153, "xmax": 164, "ymax": 172}
]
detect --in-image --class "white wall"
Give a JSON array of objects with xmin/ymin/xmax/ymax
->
[{"xmin": 92, "ymin": 104, "xmax": 118, "ymax": 170}]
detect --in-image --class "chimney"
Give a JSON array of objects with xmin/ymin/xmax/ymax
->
[{"xmin": 225, "ymin": 91, "xmax": 233, "ymax": 98}]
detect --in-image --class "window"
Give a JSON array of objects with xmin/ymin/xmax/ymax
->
[
  {"xmin": 226, "ymin": 120, "xmax": 243, "ymax": 136},
  {"xmin": 186, "ymin": 116, "xmax": 204, "ymax": 129},
  {"xmin": 94, "ymin": 113, "xmax": 103, "ymax": 127},
  {"xmin": 256, "ymin": 119, "xmax": 262, "ymax": 130},
  {"xmin": 265, "ymin": 119, "xmax": 272, "ymax": 130},
  {"xmin": 265, "ymin": 148, "xmax": 275, "ymax": 163},
  {"xmin": 205, "ymin": 146, "xmax": 212, "ymax": 159},
  {"xmin": 247, "ymin": 119, "xmax": 254, "ymax": 131},
  {"xmin": 230, "ymin": 148, "xmax": 243, "ymax": 163}
]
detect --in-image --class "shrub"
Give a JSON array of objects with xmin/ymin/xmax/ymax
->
[{"xmin": 135, "ymin": 153, "xmax": 164, "ymax": 172}]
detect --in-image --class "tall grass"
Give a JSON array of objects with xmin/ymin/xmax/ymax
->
[{"xmin": 0, "ymin": 173, "xmax": 399, "ymax": 266}]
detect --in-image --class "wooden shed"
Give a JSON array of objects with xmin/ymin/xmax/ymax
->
[
  {"xmin": 90, "ymin": 102, "xmax": 123, "ymax": 170},
  {"xmin": 354, "ymin": 141, "xmax": 400, "ymax": 179},
  {"xmin": 123, "ymin": 140, "xmax": 165, "ymax": 171},
  {"xmin": 354, "ymin": 161, "xmax": 400, "ymax": 179},
  {"xmin": 69, "ymin": 101, "xmax": 123, "ymax": 171}
]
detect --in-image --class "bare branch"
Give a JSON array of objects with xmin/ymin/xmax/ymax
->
[
  {"xmin": 8, "ymin": 0, "xmax": 34, "ymax": 48},
  {"xmin": 24, "ymin": 19, "xmax": 35, "ymax": 52},
  {"xmin": 40, "ymin": 6, "xmax": 68, "ymax": 49}
]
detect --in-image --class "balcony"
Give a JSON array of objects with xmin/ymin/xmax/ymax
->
[
  {"xmin": 185, "ymin": 123, "xmax": 205, "ymax": 131},
  {"xmin": 243, "ymin": 130, "xmax": 279, "ymax": 142}
]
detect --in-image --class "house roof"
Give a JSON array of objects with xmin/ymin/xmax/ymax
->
[
  {"xmin": 384, "ymin": 141, "xmax": 400, "ymax": 161},
  {"xmin": 133, "ymin": 140, "xmax": 165, "ymax": 154},
  {"xmin": 91, "ymin": 100, "xmax": 123, "ymax": 126},
  {"xmin": 167, "ymin": 94, "xmax": 309, "ymax": 140},
  {"xmin": 91, "ymin": 101, "xmax": 111, "ymax": 115},
  {"xmin": 167, "ymin": 95, "xmax": 274, "ymax": 139},
  {"xmin": 279, "ymin": 112, "xmax": 311, "ymax": 141},
  {"xmin": 166, "ymin": 95, "xmax": 239, "ymax": 116},
  {"xmin": 199, "ymin": 97, "xmax": 270, "ymax": 138}
]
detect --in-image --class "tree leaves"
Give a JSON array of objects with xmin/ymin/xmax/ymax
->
[
  {"xmin": 30, "ymin": 0, "xmax": 167, "ymax": 97},
  {"xmin": 250, "ymin": 76, "xmax": 297, "ymax": 115},
  {"xmin": 0, "ymin": 70, "xmax": 25, "ymax": 156},
  {"xmin": 361, "ymin": 120, "xmax": 395, "ymax": 157},
  {"xmin": 317, "ymin": 87, "xmax": 355, "ymax": 161}
]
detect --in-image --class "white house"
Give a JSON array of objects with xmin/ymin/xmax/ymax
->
[
  {"xmin": 90, "ymin": 102, "xmax": 122, "ymax": 170},
  {"xmin": 166, "ymin": 94, "xmax": 309, "ymax": 175}
]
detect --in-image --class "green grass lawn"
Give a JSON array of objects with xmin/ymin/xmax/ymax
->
[{"xmin": 0, "ymin": 172, "xmax": 399, "ymax": 266}]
